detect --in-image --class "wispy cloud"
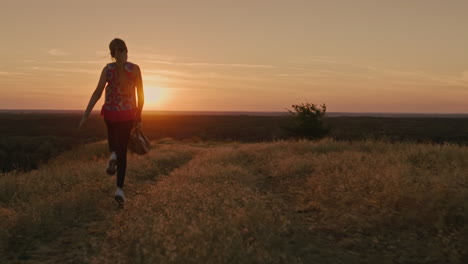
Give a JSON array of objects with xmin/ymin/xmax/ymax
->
[
  {"xmin": 47, "ymin": 49, "xmax": 69, "ymax": 56},
  {"xmin": 52, "ymin": 60, "xmax": 105, "ymax": 64},
  {"xmin": 181, "ymin": 62, "xmax": 275, "ymax": 68},
  {"xmin": 285, "ymin": 56, "xmax": 467, "ymax": 87},
  {"xmin": 141, "ymin": 59, "xmax": 275, "ymax": 69},
  {"xmin": 379, "ymin": 69, "xmax": 466, "ymax": 87},
  {"xmin": 28, "ymin": 66, "xmax": 95, "ymax": 74},
  {"xmin": 276, "ymin": 70, "xmax": 373, "ymax": 80},
  {"xmin": 96, "ymin": 50, "xmax": 109, "ymax": 57},
  {"xmin": 132, "ymin": 53, "xmax": 175, "ymax": 61},
  {"xmin": 0, "ymin": 71, "xmax": 28, "ymax": 76},
  {"xmin": 143, "ymin": 69, "xmax": 275, "ymax": 84},
  {"xmin": 140, "ymin": 60, "xmax": 175, "ymax": 65},
  {"xmin": 19, "ymin": 59, "xmax": 39, "ymax": 63},
  {"xmin": 288, "ymin": 56, "xmax": 378, "ymax": 71},
  {"xmin": 461, "ymin": 71, "xmax": 468, "ymax": 82}
]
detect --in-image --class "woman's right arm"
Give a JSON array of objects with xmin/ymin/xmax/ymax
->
[
  {"xmin": 78, "ymin": 67, "xmax": 107, "ymax": 130},
  {"xmin": 135, "ymin": 65, "xmax": 144, "ymax": 126}
]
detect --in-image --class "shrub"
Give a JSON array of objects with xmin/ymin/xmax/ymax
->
[{"xmin": 286, "ymin": 102, "xmax": 330, "ymax": 139}]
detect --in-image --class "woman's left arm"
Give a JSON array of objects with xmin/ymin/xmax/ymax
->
[{"xmin": 78, "ymin": 67, "xmax": 107, "ymax": 130}]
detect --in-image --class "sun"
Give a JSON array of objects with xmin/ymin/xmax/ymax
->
[{"xmin": 143, "ymin": 86, "xmax": 170, "ymax": 109}]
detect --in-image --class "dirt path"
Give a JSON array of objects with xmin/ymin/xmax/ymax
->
[
  {"xmin": 19, "ymin": 183, "xmax": 153, "ymax": 264},
  {"xmin": 6, "ymin": 143, "xmax": 205, "ymax": 264}
]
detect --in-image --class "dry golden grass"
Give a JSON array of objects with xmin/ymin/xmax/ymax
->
[
  {"xmin": 0, "ymin": 138, "xmax": 203, "ymax": 263},
  {"xmin": 1, "ymin": 138, "xmax": 467, "ymax": 263}
]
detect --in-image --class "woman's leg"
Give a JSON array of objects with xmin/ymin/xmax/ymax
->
[
  {"xmin": 104, "ymin": 119, "xmax": 118, "ymax": 154},
  {"xmin": 115, "ymin": 120, "xmax": 135, "ymax": 188}
]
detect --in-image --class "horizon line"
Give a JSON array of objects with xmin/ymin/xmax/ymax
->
[{"xmin": 2, "ymin": 109, "xmax": 468, "ymax": 116}]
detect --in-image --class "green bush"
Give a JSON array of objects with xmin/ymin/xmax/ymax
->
[{"xmin": 286, "ymin": 102, "xmax": 330, "ymax": 139}]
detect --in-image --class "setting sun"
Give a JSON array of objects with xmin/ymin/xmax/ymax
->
[{"xmin": 143, "ymin": 86, "xmax": 171, "ymax": 110}]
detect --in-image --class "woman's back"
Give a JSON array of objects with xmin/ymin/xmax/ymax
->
[{"xmin": 101, "ymin": 61, "xmax": 140, "ymax": 122}]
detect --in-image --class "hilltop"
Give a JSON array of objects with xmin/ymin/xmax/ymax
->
[
  {"xmin": 4, "ymin": 112, "xmax": 468, "ymax": 174},
  {"xmin": 0, "ymin": 138, "xmax": 467, "ymax": 263}
]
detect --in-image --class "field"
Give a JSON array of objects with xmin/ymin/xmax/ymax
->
[
  {"xmin": 1, "ymin": 138, "xmax": 467, "ymax": 263},
  {"xmin": 2, "ymin": 111, "xmax": 468, "ymax": 173}
]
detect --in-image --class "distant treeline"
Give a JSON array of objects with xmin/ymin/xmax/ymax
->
[{"xmin": 1, "ymin": 112, "xmax": 468, "ymax": 173}]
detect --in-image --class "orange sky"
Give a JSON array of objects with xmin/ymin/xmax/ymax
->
[{"xmin": 1, "ymin": 0, "xmax": 467, "ymax": 113}]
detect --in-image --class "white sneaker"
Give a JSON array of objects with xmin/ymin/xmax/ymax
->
[
  {"xmin": 114, "ymin": 187, "xmax": 126, "ymax": 207},
  {"xmin": 106, "ymin": 159, "xmax": 117, "ymax": 175},
  {"xmin": 106, "ymin": 152, "xmax": 117, "ymax": 175}
]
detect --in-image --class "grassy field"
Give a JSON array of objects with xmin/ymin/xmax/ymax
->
[
  {"xmin": 0, "ymin": 138, "xmax": 467, "ymax": 263},
  {"xmin": 3, "ymin": 112, "xmax": 468, "ymax": 173}
]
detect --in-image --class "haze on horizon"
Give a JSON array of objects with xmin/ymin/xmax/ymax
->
[{"xmin": 1, "ymin": 0, "xmax": 467, "ymax": 113}]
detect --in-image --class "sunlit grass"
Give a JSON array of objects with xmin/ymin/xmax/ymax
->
[{"xmin": 1, "ymin": 138, "xmax": 467, "ymax": 263}]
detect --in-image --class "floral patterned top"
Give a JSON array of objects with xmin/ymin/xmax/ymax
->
[{"xmin": 100, "ymin": 62, "xmax": 139, "ymax": 122}]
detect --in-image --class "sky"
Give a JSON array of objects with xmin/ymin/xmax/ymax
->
[{"xmin": 1, "ymin": 0, "xmax": 467, "ymax": 113}]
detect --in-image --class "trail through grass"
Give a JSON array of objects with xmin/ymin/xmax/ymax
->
[
  {"xmin": 0, "ymin": 139, "xmax": 204, "ymax": 263},
  {"xmin": 1, "ymin": 138, "xmax": 467, "ymax": 263}
]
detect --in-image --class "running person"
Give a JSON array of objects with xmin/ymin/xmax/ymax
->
[{"xmin": 79, "ymin": 38, "xmax": 144, "ymax": 207}]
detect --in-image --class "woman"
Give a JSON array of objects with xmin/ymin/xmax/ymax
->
[{"xmin": 78, "ymin": 38, "xmax": 144, "ymax": 207}]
